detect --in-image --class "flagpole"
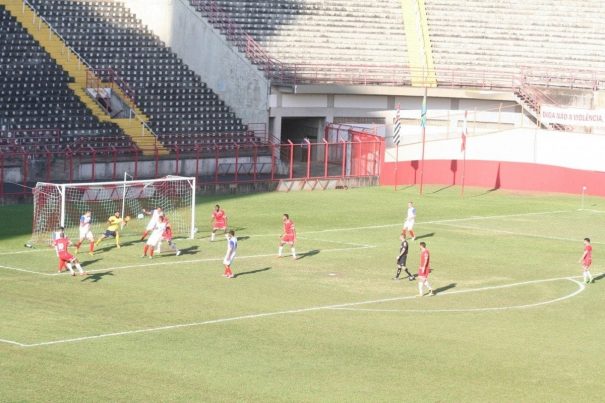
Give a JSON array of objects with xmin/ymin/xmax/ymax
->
[
  {"xmin": 461, "ymin": 110, "xmax": 467, "ymax": 197},
  {"xmin": 461, "ymin": 144, "xmax": 466, "ymax": 197},
  {"xmin": 419, "ymin": 87, "xmax": 427, "ymax": 196},
  {"xmin": 394, "ymin": 145, "xmax": 399, "ymax": 191},
  {"xmin": 393, "ymin": 103, "xmax": 401, "ymax": 191}
]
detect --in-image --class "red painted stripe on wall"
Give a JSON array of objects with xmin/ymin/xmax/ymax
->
[{"xmin": 381, "ymin": 159, "xmax": 605, "ymax": 196}]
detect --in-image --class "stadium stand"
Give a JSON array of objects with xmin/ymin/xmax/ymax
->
[
  {"xmin": 28, "ymin": 0, "xmax": 254, "ymax": 151},
  {"xmin": 190, "ymin": 0, "xmax": 409, "ymax": 68},
  {"xmin": 0, "ymin": 4, "xmax": 133, "ymax": 153},
  {"xmin": 424, "ymin": 0, "xmax": 605, "ymax": 77}
]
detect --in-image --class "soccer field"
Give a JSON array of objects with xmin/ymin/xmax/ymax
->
[{"xmin": 1, "ymin": 185, "xmax": 604, "ymax": 401}]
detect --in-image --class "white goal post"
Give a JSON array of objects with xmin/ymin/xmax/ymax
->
[{"xmin": 31, "ymin": 175, "xmax": 196, "ymax": 245}]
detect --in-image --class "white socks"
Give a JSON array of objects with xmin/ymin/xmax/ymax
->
[{"xmin": 418, "ymin": 280, "xmax": 432, "ymax": 295}]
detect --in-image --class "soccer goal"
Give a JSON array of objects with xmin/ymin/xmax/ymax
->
[{"xmin": 31, "ymin": 175, "xmax": 196, "ymax": 245}]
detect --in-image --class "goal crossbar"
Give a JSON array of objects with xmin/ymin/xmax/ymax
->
[{"xmin": 31, "ymin": 176, "xmax": 196, "ymax": 245}]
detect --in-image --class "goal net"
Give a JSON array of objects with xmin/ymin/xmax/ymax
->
[{"xmin": 31, "ymin": 175, "xmax": 196, "ymax": 245}]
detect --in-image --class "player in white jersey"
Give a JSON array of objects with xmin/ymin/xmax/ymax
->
[
  {"xmin": 142, "ymin": 215, "xmax": 167, "ymax": 259},
  {"xmin": 222, "ymin": 230, "xmax": 237, "ymax": 278},
  {"xmin": 402, "ymin": 201, "xmax": 416, "ymax": 241},
  {"xmin": 140, "ymin": 207, "xmax": 163, "ymax": 241},
  {"xmin": 75, "ymin": 210, "xmax": 95, "ymax": 255}
]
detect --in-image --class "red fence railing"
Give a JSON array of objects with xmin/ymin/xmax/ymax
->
[{"xmin": 0, "ymin": 138, "xmax": 383, "ymax": 197}]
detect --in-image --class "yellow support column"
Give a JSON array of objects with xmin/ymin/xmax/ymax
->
[{"xmin": 401, "ymin": 0, "xmax": 437, "ymax": 87}]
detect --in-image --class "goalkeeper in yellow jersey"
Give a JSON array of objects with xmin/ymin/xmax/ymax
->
[{"xmin": 95, "ymin": 211, "xmax": 128, "ymax": 249}]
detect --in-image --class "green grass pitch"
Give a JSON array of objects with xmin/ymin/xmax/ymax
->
[{"xmin": 1, "ymin": 185, "xmax": 605, "ymax": 401}]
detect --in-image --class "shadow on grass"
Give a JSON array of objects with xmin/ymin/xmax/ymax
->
[
  {"xmin": 296, "ymin": 249, "xmax": 320, "ymax": 260},
  {"xmin": 432, "ymin": 185, "xmax": 454, "ymax": 194},
  {"xmin": 433, "ymin": 283, "xmax": 456, "ymax": 295},
  {"xmin": 592, "ymin": 273, "xmax": 605, "ymax": 283},
  {"xmin": 81, "ymin": 271, "xmax": 114, "ymax": 283},
  {"xmin": 178, "ymin": 245, "xmax": 199, "ymax": 256},
  {"xmin": 235, "ymin": 236, "xmax": 250, "ymax": 242},
  {"xmin": 233, "ymin": 267, "xmax": 271, "ymax": 278},
  {"xmin": 80, "ymin": 258, "xmax": 102, "ymax": 267},
  {"xmin": 414, "ymin": 232, "xmax": 435, "ymax": 241}
]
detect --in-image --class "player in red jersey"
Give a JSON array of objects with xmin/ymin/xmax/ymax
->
[
  {"xmin": 278, "ymin": 213, "xmax": 297, "ymax": 259},
  {"xmin": 54, "ymin": 232, "xmax": 87, "ymax": 276},
  {"xmin": 160, "ymin": 216, "xmax": 181, "ymax": 256},
  {"xmin": 417, "ymin": 241, "xmax": 434, "ymax": 296},
  {"xmin": 579, "ymin": 238, "xmax": 594, "ymax": 284},
  {"xmin": 210, "ymin": 204, "xmax": 228, "ymax": 241}
]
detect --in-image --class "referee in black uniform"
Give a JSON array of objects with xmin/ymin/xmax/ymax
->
[{"xmin": 393, "ymin": 234, "xmax": 414, "ymax": 281}]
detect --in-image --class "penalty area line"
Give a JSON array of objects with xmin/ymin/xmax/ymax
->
[
  {"xmin": 1, "ymin": 273, "xmax": 593, "ymax": 348},
  {"xmin": 0, "ymin": 244, "xmax": 375, "ymax": 277},
  {"xmin": 0, "ymin": 209, "xmax": 569, "ymax": 257}
]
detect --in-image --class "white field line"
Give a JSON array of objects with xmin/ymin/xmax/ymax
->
[
  {"xmin": 430, "ymin": 222, "xmax": 605, "ymax": 245},
  {"xmin": 0, "ymin": 264, "xmax": 55, "ymax": 276},
  {"xmin": 0, "ymin": 273, "xmax": 593, "ymax": 348},
  {"xmin": 296, "ymin": 236, "xmax": 373, "ymax": 248},
  {"xmin": 579, "ymin": 209, "xmax": 605, "ymax": 214},
  {"xmin": 331, "ymin": 278, "xmax": 585, "ymax": 313},
  {"xmin": 0, "ymin": 249, "xmax": 49, "ymax": 256},
  {"xmin": 0, "ymin": 338, "xmax": 28, "ymax": 347},
  {"xmin": 1, "ymin": 244, "xmax": 375, "ymax": 277},
  {"xmin": 0, "ymin": 209, "xmax": 576, "ymax": 276},
  {"xmin": 0, "ymin": 209, "xmax": 568, "ymax": 257}
]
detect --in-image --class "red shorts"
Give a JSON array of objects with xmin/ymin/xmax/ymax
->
[
  {"xmin": 59, "ymin": 252, "xmax": 75, "ymax": 263},
  {"xmin": 418, "ymin": 267, "xmax": 430, "ymax": 278},
  {"xmin": 213, "ymin": 223, "xmax": 226, "ymax": 230},
  {"xmin": 583, "ymin": 259, "xmax": 592, "ymax": 267},
  {"xmin": 281, "ymin": 234, "xmax": 296, "ymax": 243}
]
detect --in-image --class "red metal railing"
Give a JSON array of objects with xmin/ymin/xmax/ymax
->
[
  {"xmin": 90, "ymin": 68, "xmax": 137, "ymax": 103},
  {"xmin": 0, "ymin": 138, "xmax": 382, "ymax": 197}
]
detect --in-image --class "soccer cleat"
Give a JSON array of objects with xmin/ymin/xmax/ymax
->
[
  {"xmin": 79, "ymin": 272, "xmax": 88, "ymax": 276},
  {"xmin": 148, "ymin": 256, "xmax": 153, "ymax": 260},
  {"xmin": 416, "ymin": 293, "xmax": 423, "ymax": 297},
  {"xmin": 176, "ymin": 250, "xmax": 181, "ymax": 256},
  {"xmin": 408, "ymin": 276, "xmax": 415, "ymax": 281},
  {"xmin": 116, "ymin": 244, "xmax": 121, "ymax": 249},
  {"xmin": 428, "ymin": 290, "xmax": 435, "ymax": 296},
  {"xmin": 227, "ymin": 274, "xmax": 234, "ymax": 278},
  {"xmin": 392, "ymin": 277, "xmax": 400, "ymax": 281},
  {"xmin": 141, "ymin": 255, "xmax": 146, "ymax": 258},
  {"xmin": 71, "ymin": 272, "xmax": 76, "ymax": 277}
]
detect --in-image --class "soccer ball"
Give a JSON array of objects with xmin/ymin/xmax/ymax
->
[
  {"xmin": 137, "ymin": 213, "xmax": 144, "ymax": 219},
  {"xmin": 125, "ymin": 215, "xmax": 131, "ymax": 222}
]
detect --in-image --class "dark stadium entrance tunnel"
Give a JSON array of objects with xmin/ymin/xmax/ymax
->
[{"xmin": 280, "ymin": 117, "xmax": 324, "ymax": 145}]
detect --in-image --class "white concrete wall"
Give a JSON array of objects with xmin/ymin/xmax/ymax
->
[
  {"xmin": 122, "ymin": 0, "xmax": 269, "ymax": 126},
  {"xmin": 385, "ymin": 128, "xmax": 605, "ymax": 172}
]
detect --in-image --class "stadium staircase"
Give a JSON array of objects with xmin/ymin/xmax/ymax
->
[
  {"xmin": 28, "ymin": 0, "xmax": 254, "ymax": 153},
  {"xmin": 1, "ymin": 0, "xmax": 166, "ymax": 156},
  {"xmin": 400, "ymin": 0, "xmax": 436, "ymax": 87}
]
